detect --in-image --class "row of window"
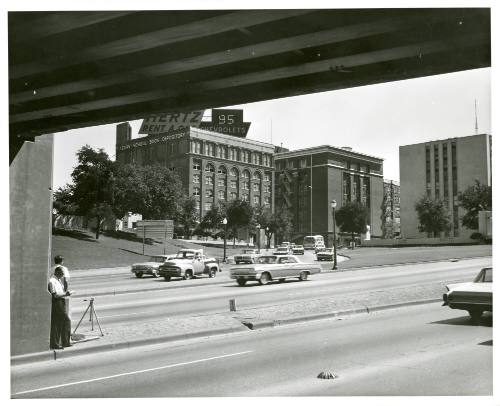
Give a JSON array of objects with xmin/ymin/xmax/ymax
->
[
  {"xmin": 195, "ymin": 195, "xmax": 271, "ymax": 211},
  {"xmin": 190, "ymin": 140, "xmax": 273, "ymax": 167},
  {"xmin": 193, "ymin": 182, "xmax": 271, "ymax": 193},
  {"xmin": 193, "ymin": 162, "xmax": 271, "ymax": 181},
  {"xmin": 276, "ymin": 158, "xmax": 371, "ymax": 173}
]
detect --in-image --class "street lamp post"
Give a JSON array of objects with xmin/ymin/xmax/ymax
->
[
  {"xmin": 266, "ymin": 226, "xmax": 270, "ymax": 250},
  {"xmin": 222, "ymin": 217, "xmax": 228, "ymax": 263},
  {"xmin": 256, "ymin": 223, "xmax": 261, "ymax": 253},
  {"xmin": 331, "ymin": 200, "xmax": 338, "ymax": 270}
]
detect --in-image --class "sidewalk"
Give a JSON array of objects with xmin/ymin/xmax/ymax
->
[{"xmin": 12, "ymin": 279, "xmax": 456, "ymax": 365}]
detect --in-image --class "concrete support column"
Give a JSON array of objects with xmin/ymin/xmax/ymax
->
[{"xmin": 10, "ymin": 134, "xmax": 54, "ymax": 355}]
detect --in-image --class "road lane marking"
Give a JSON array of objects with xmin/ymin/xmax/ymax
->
[{"xmin": 12, "ymin": 350, "xmax": 253, "ymax": 396}]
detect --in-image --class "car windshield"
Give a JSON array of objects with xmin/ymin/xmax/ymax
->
[
  {"xmin": 294, "ymin": 246, "xmax": 303, "ymax": 249},
  {"xmin": 175, "ymin": 251, "xmax": 195, "ymax": 259},
  {"xmin": 474, "ymin": 268, "xmax": 492, "ymax": 283},
  {"xmin": 256, "ymin": 256, "xmax": 278, "ymax": 264},
  {"xmin": 277, "ymin": 248, "xmax": 288, "ymax": 251}
]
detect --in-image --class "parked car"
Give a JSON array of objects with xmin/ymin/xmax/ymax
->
[
  {"xmin": 230, "ymin": 255, "xmax": 321, "ymax": 286},
  {"xmin": 316, "ymin": 248, "xmax": 334, "ymax": 261},
  {"xmin": 314, "ymin": 243, "xmax": 326, "ymax": 253},
  {"xmin": 158, "ymin": 249, "xmax": 219, "ymax": 281},
  {"xmin": 273, "ymin": 246, "xmax": 291, "ymax": 255},
  {"xmin": 292, "ymin": 245, "xmax": 305, "ymax": 255},
  {"xmin": 131, "ymin": 254, "xmax": 176, "ymax": 278},
  {"xmin": 233, "ymin": 249, "xmax": 261, "ymax": 264},
  {"xmin": 442, "ymin": 267, "xmax": 492, "ymax": 322}
]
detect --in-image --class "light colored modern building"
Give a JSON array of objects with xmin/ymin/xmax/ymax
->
[
  {"xmin": 399, "ymin": 133, "xmax": 492, "ymax": 239},
  {"xmin": 274, "ymin": 145, "xmax": 384, "ymax": 245}
]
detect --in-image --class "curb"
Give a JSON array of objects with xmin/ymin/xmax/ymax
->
[
  {"xmin": 238, "ymin": 298, "xmax": 442, "ymax": 330},
  {"xmin": 11, "ymin": 324, "xmax": 248, "ymax": 366},
  {"xmin": 11, "ymin": 298, "xmax": 442, "ymax": 365}
]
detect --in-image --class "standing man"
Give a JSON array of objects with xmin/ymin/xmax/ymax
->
[
  {"xmin": 48, "ymin": 267, "xmax": 73, "ymax": 349},
  {"xmin": 53, "ymin": 255, "xmax": 70, "ymax": 290}
]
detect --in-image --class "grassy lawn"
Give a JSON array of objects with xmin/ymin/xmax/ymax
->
[
  {"xmin": 337, "ymin": 244, "xmax": 492, "ymax": 269},
  {"xmin": 52, "ymin": 228, "xmax": 492, "ymax": 271},
  {"xmin": 51, "ymin": 229, "xmax": 251, "ymax": 270}
]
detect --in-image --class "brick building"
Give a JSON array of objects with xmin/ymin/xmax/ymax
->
[
  {"xmin": 116, "ymin": 123, "xmax": 276, "ymax": 220},
  {"xmin": 274, "ymin": 145, "xmax": 384, "ymax": 245},
  {"xmin": 382, "ymin": 179, "xmax": 401, "ymax": 238}
]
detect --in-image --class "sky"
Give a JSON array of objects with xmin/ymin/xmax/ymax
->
[{"xmin": 53, "ymin": 67, "xmax": 491, "ymax": 190}]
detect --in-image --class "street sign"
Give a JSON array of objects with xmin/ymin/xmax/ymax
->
[
  {"xmin": 139, "ymin": 110, "xmax": 204, "ymax": 134},
  {"xmin": 136, "ymin": 220, "xmax": 174, "ymax": 240},
  {"xmin": 136, "ymin": 220, "xmax": 174, "ymax": 255},
  {"xmin": 199, "ymin": 108, "xmax": 251, "ymax": 137}
]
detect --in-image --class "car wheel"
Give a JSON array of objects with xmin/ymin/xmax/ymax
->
[
  {"xmin": 468, "ymin": 309, "xmax": 483, "ymax": 323},
  {"xmin": 279, "ymin": 278, "xmax": 286, "ymax": 283},
  {"xmin": 259, "ymin": 272, "xmax": 271, "ymax": 285},
  {"xmin": 183, "ymin": 270, "xmax": 193, "ymax": 280},
  {"xmin": 135, "ymin": 272, "xmax": 143, "ymax": 278},
  {"xmin": 237, "ymin": 278, "xmax": 247, "ymax": 286},
  {"xmin": 299, "ymin": 271, "xmax": 308, "ymax": 281},
  {"xmin": 209, "ymin": 268, "xmax": 217, "ymax": 278},
  {"xmin": 164, "ymin": 276, "xmax": 171, "ymax": 281}
]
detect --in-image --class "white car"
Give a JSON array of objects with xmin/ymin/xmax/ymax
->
[
  {"xmin": 131, "ymin": 254, "xmax": 176, "ymax": 278},
  {"xmin": 442, "ymin": 267, "xmax": 492, "ymax": 322},
  {"xmin": 230, "ymin": 255, "xmax": 321, "ymax": 286}
]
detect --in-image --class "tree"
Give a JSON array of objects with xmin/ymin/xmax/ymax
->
[
  {"xmin": 457, "ymin": 180, "xmax": 492, "ymax": 230},
  {"xmin": 113, "ymin": 163, "xmax": 185, "ymax": 221},
  {"xmin": 70, "ymin": 145, "xmax": 116, "ymax": 239},
  {"xmin": 414, "ymin": 195, "xmax": 451, "ymax": 235},
  {"xmin": 176, "ymin": 196, "xmax": 198, "ymax": 239},
  {"xmin": 199, "ymin": 204, "xmax": 225, "ymax": 238},
  {"xmin": 335, "ymin": 201, "xmax": 369, "ymax": 249},
  {"xmin": 223, "ymin": 199, "xmax": 253, "ymax": 247},
  {"xmin": 253, "ymin": 206, "xmax": 293, "ymax": 248},
  {"xmin": 53, "ymin": 184, "xmax": 78, "ymax": 215}
]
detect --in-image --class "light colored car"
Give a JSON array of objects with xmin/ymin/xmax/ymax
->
[
  {"xmin": 230, "ymin": 254, "xmax": 321, "ymax": 286},
  {"xmin": 314, "ymin": 243, "xmax": 326, "ymax": 253},
  {"xmin": 273, "ymin": 246, "xmax": 291, "ymax": 255},
  {"xmin": 442, "ymin": 267, "xmax": 492, "ymax": 322},
  {"xmin": 233, "ymin": 249, "xmax": 260, "ymax": 264},
  {"xmin": 292, "ymin": 245, "xmax": 304, "ymax": 255},
  {"xmin": 131, "ymin": 254, "xmax": 176, "ymax": 278},
  {"xmin": 158, "ymin": 249, "xmax": 219, "ymax": 281},
  {"xmin": 316, "ymin": 248, "xmax": 334, "ymax": 261}
]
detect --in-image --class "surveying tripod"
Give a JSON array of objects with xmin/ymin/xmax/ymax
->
[{"xmin": 73, "ymin": 297, "xmax": 104, "ymax": 337}]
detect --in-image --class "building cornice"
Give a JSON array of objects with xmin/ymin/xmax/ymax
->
[{"xmin": 274, "ymin": 145, "xmax": 384, "ymax": 163}]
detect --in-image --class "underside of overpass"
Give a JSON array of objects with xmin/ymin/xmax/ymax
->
[{"xmin": 8, "ymin": 9, "xmax": 490, "ymax": 355}]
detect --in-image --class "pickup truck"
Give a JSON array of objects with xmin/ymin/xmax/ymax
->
[{"xmin": 158, "ymin": 249, "xmax": 219, "ymax": 281}]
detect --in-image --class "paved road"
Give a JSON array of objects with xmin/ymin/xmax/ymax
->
[
  {"xmin": 11, "ymin": 303, "xmax": 492, "ymax": 397},
  {"xmin": 69, "ymin": 257, "xmax": 491, "ymax": 327}
]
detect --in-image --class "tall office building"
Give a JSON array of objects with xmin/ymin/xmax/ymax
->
[
  {"xmin": 274, "ymin": 145, "xmax": 384, "ymax": 245},
  {"xmin": 399, "ymin": 133, "xmax": 492, "ymax": 239}
]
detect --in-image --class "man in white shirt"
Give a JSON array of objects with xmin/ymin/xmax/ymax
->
[
  {"xmin": 48, "ymin": 267, "xmax": 72, "ymax": 349},
  {"xmin": 53, "ymin": 255, "xmax": 70, "ymax": 290}
]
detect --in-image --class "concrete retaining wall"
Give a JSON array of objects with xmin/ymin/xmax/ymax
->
[
  {"xmin": 362, "ymin": 236, "xmax": 475, "ymax": 247},
  {"xmin": 10, "ymin": 135, "xmax": 53, "ymax": 355}
]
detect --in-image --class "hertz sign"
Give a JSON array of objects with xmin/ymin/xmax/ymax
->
[
  {"xmin": 199, "ymin": 109, "xmax": 251, "ymax": 138},
  {"xmin": 139, "ymin": 110, "xmax": 204, "ymax": 135}
]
